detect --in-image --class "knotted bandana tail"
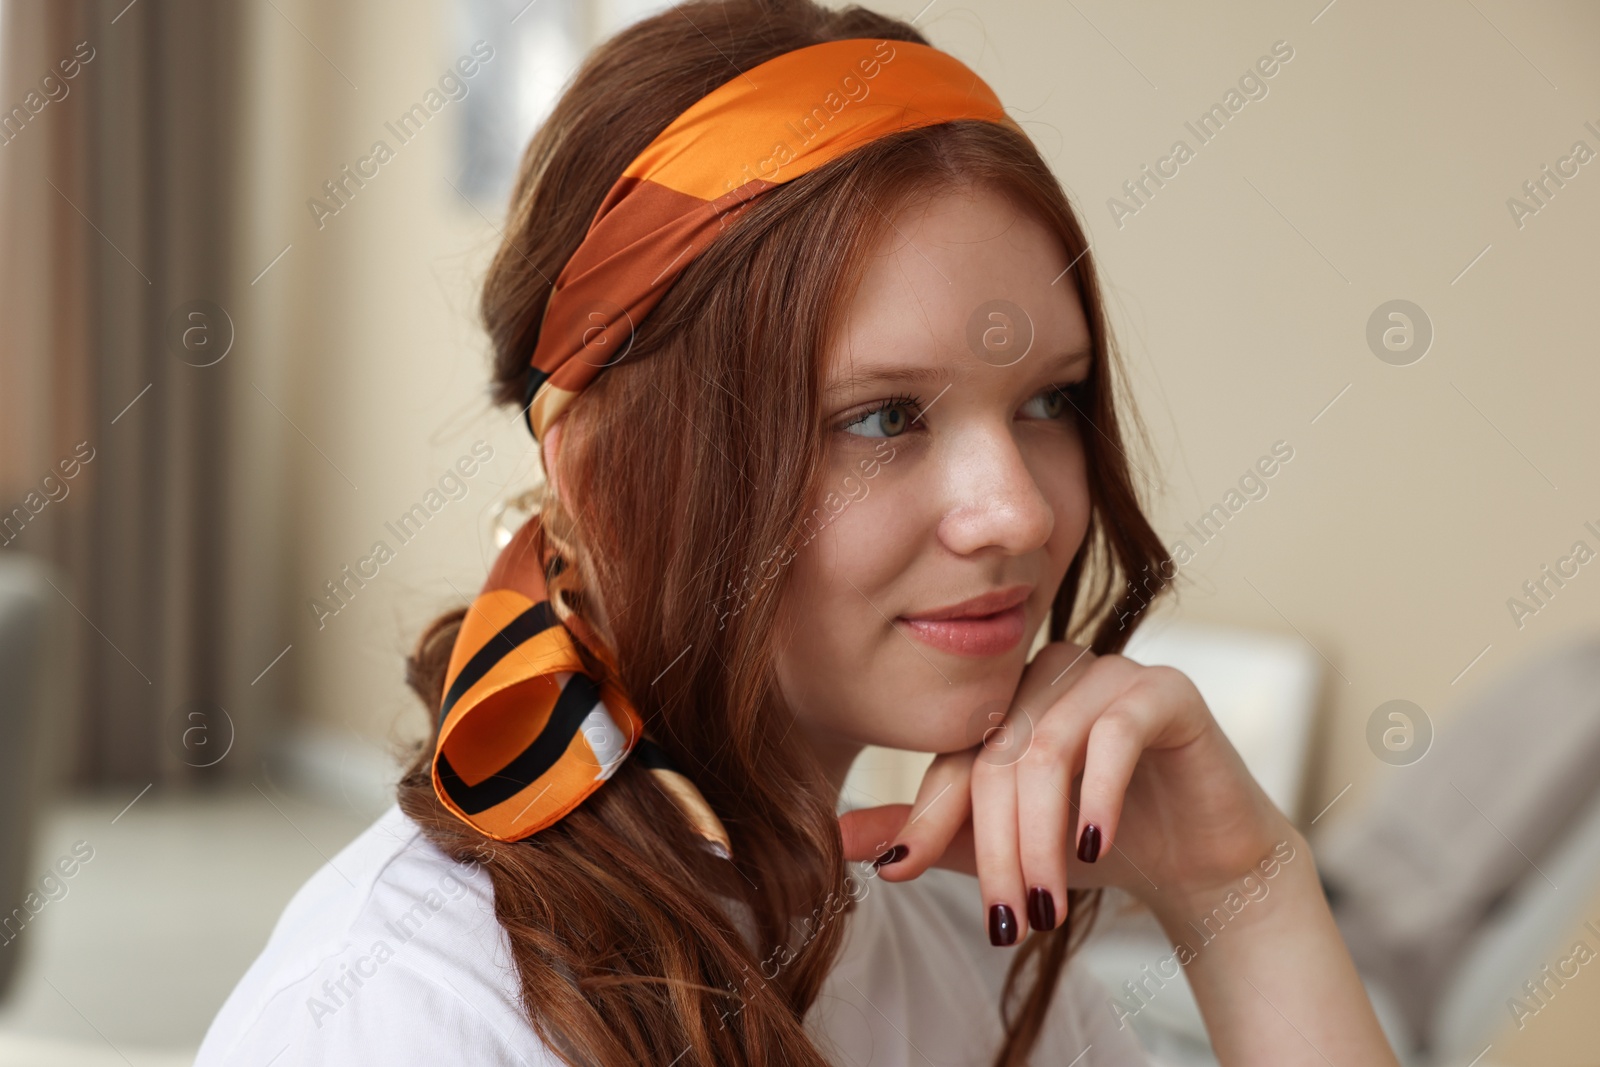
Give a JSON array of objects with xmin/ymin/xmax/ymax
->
[{"xmin": 432, "ymin": 512, "xmax": 732, "ymax": 856}]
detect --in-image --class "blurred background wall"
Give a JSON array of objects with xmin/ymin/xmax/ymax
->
[{"xmin": 1, "ymin": 0, "xmax": 1598, "ymax": 1063}]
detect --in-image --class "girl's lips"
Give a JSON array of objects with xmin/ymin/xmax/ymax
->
[{"xmin": 897, "ymin": 603, "xmax": 1026, "ymax": 657}]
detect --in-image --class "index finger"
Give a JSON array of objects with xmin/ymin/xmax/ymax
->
[{"xmin": 870, "ymin": 748, "xmax": 976, "ymax": 881}]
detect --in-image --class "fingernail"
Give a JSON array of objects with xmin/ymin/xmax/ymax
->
[
  {"xmin": 988, "ymin": 903, "xmax": 1018, "ymax": 946},
  {"xmin": 873, "ymin": 843, "xmax": 908, "ymax": 868},
  {"xmin": 1027, "ymin": 886, "xmax": 1056, "ymax": 931},
  {"xmin": 1077, "ymin": 823, "xmax": 1101, "ymax": 864}
]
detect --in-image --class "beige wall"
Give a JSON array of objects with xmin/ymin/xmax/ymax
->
[
  {"xmin": 238, "ymin": 2, "xmax": 1600, "ymax": 1062},
  {"xmin": 235, "ymin": 0, "xmax": 542, "ymax": 763}
]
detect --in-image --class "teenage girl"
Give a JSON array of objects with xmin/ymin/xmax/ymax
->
[{"xmin": 197, "ymin": 1, "xmax": 1402, "ymax": 1064}]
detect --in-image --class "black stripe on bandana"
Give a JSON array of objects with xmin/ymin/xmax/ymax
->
[
  {"xmin": 438, "ymin": 600, "xmax": 560, "ymax": 727},
  {"xmin": 437, "ymin": 670, "xmax": 604, "ymax": 815}
]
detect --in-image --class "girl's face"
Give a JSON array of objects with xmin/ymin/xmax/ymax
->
[{"xmin": 773, "ymin": 182, "xmax": 1095, "ymax": 789}]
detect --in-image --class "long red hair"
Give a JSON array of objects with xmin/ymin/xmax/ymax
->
[{"xmin": 397, "ymin": 1, "xmax": 1172, "ymax": 1063}]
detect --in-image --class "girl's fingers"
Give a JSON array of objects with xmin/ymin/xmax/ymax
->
[
  {"xmin": 1013, "ymin": 653, "xmax": 1142, "ymax": 932},
  {"xmin": 1075, "ymin": 679, "xmax": 1163, "ymax": 865},
  {"xmin": 869, "ymin": 748, "xmax": 976, "ymax": 881},
  {"xmin": 971, "ymin": 744, "xmax": 1024, "ymax": 945},
  {"xmin": 841, "ymin": 648, "xmax": 1179, "ymax": 954},
  {"xmin": 1013, "ymin": 717, "xmax": 1075, "ymax": 933},
  {"xmin": 837, "ymin": 803, "xmax": 913, "ymax": 866}
]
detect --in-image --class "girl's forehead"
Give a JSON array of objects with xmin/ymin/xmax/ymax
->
[{"xmin": 826, "ymin": 187, "xmax": 1086, "ymax": 360}]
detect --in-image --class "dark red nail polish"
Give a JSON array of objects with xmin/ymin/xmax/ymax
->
[
  {"xmin": 1077, "ymin": 823, "xmax": 1101, "ymax": 864},
  {"xmin": 873, "ymin": 843, "xmax": 908, "ymax": 868},
  {"xmin": 988, "ymin": 903, "xmax": 1018, "ymax": 946},
  {"xmin": 1027, "ymin": 886, "xmax": 1056, "ymax": 931}
]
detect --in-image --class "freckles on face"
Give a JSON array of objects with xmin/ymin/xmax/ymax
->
[{"xmin": 773, "ymin": 182, "xmax": 1097, "ymax": 761}]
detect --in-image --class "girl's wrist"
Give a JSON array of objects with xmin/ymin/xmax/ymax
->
[
  {"xmin": 1134, "ymin": 828, "xmax": 1403, "ymax": 1065},
  {"xmin": 1140, "ymin": 825, "xmax": 1313, "ymax": 939}
]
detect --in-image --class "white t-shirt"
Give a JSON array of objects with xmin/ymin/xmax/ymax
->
[{"xmin": 195, "ymin": 803, "xmax": 1155, "ymax": 1065}]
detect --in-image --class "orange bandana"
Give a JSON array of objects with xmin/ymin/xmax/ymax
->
[{"xmin": 434, "ymin": 38, "xmax": 1020, "ymax": 849}]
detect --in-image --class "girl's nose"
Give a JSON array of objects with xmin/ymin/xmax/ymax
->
[{"xmin": 936, "ymin": 428, "xmax": 1055, "ymax": 557}]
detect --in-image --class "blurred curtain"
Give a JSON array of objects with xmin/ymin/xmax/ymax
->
[{"xmin": 0, "ymin": 0, "xmax": 254, "ymax": 788}]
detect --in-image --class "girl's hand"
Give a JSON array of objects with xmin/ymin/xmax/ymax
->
[{"xmin": 838, "ymin": 640, "xmax": 1296, "ymax": 943}]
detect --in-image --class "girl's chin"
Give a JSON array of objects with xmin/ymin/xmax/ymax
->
[
  {"xmin": 886, "ymin": 697, "xmax": 1027, "ymax": 755},
  {"xmin": 828, "ymin": 673, "xmax": 1029, "ymax": 755}
]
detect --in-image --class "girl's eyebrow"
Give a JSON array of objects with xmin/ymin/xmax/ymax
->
[
  {"xmin": 825, "ymin": 364, "xmax": 947, "ymax": 397},
  {"xmin": 1055, "ymin": 344, "xmax": 1094, "ymax": 369},
  {"xmin": 825, "ymin": 344, "xmax": 1092, "ymax": 397}
]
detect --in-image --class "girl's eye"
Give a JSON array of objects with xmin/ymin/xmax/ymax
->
[
  {"xmin": 838, "ymin": 380, "xmax": 1088, "ymax": 436},
  {"xmin": 1021, "ymin": 381, "xmax": 1088, "ymax": 420},
  {"xmin": 840, "ymin": 395, "xmax": 918, "ymax": 438}
]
